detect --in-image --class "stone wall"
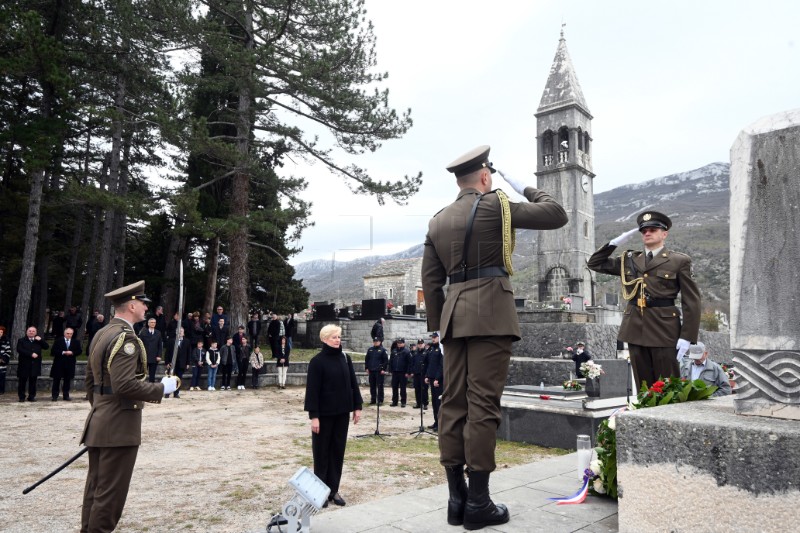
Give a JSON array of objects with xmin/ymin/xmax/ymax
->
[
  {"xmin": 515, "ymin": 322, "xmax": 620, "ymax": 358},
  {"xmin": 303, "ymin": 316, "xmax": 428, "ymax": 353}
]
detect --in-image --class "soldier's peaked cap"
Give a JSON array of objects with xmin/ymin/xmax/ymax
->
[
  {"xmin": 446, "ymin": 145, "xmax": 496, "ymax": 178},
  {"xmin": 105, "ymin": 280, "xmax": 152, "ymax": 306},
  {"xmin": 637, "ymin": 211, "xmax": 672, "ymax": 231}
]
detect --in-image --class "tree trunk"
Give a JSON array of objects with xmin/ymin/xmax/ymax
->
[
  {"xmin": 81, "ymin": 203, "xmax": 103, "ymax": 319},
  {"xmin": 93, "ymin": 76, "xmax": 126, "ymax": 315},
  {"xmin": 162, "ymin": 223, "xmax": 188, "ymax": 320},
  {"xmin": 228, "ymin": 7, "xmax": 255, "ymax": 332},
  {"xmin": 12, "ymin": 166, "xmax": 47, "ymax": 342},
  {"xmin": 64, "ymin": 199, "xmax": 86, "ymax": 312},
  {"xmin": 113, "ymin": 133, "xmax": 132, "ymax": 289},
  {"xmin": 203, "ymin": 236, "xmax": 220, "ymax": 316}
]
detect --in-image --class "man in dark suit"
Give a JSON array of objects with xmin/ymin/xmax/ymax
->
[
  {"xmin": 247, "ymin": 313, "xmax": 262, "ymax": 347},
  {"xmin": 16, "ymin": 326, "xmax": 50, "ymax": 402},
  {"xmin": 421, "ymin": 145, "xmax": 568, "ymax": 529},
  {"xmin": 370, "ymin": 318, "xmax": 384, "ymax": 344},
  {"xmin": 587, "ymin": 210, "xmax": 701, "ymax": 388},
  {"xmin": 88, "ymin": 314, "xmax": 105, "ymax": 345},
  {"xmin": 266, "ymin": 312, "xmax": 283, "ymax": 356},
  {"xmin": 81, "ymin": 280, "xmax": 178, "ymax": 532},
  {"xmin": 138, "ymin": 317, "xmax": 162, "ymax": 382},
  {"xmin": 50, "ymin": 326, "xmax": 83, "ymax": 401}
]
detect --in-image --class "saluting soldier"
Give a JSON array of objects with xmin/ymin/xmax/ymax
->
[
  {"xmin": 587, "ymin": 211, "xmax": 701, "ymax": 388},
  {"xmin": 422, "ymin": 145, "xmax": 568, "ymax": 530},
  {"xmin": 80, "ymin": 281, "xmax": 178, "ymax": 533}
]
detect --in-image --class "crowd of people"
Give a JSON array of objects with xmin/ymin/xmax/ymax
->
[{"xmin": 0, "ymin": 305, "xmax": 299, "ymax": 399}]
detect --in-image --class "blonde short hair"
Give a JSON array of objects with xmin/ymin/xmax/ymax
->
[{"xmin": 319, "ymin": 324, "xmax": 342, "ymax": 343}]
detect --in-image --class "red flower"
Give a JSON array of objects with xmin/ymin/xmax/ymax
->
[{"xmin": 653, "ymin": 381, "xmax": 666, "ymax": 388}]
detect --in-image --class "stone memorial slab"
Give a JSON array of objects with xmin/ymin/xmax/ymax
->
[{"xmin": 730, "ymin": 108, "xmax": 800, "ymax": 419}]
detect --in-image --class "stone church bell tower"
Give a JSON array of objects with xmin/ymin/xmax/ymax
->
[{"xmin": 534, "ymin": 30, "xmax": 596, "ymax": 305}]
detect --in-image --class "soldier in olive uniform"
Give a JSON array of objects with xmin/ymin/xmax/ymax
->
[
  {"xmin": 587, "ymin": 211, "xmax": 701, "ymax": 389},
  {"xmin": 422, "ymin": 145, "xmax": 568, "ymax": 530},
  {"xmin": 80, "ymin": 281, "xmax": 178, "ymax": 533}
]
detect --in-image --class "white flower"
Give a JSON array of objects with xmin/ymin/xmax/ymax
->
[
  {"xmin": 593, "ymin": 478, "xmax": 606, "ymax": 494},
  {"xmin": 589, "ymin": 459, "xmax": 602, "ymax": 475},
  {"xmin": 608, "ymin": 416, "xmax": 616, "ymax": 430}
]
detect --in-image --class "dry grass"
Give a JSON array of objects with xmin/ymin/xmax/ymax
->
[{"xmin": 0, "ymin": 385, "xmax": 565, "ymax": 532}]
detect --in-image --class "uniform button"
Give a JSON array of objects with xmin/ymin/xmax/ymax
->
[
  {"xmin": 672, "ymin": 313, "xmax": 676, "ymax": 316},
  {"xmin": 644, "ymin": 273, "xmax": 648, "ymax": 278},
  {"xmin": 664, "ymin": 274, "xmax": 669, "ymax": 278},
  {"xmin": 643, "ymin": 283, "xmax": 647, "ymax": 287}
]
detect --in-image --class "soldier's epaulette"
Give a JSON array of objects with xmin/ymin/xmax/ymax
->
[{"xmin": 669, "ymin": 250, "xmax": 691, "ymax": 259}]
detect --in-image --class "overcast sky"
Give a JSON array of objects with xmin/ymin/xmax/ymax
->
[{"xmin": 286, "ymin": 0, "xmax": 799, "ymax": 265}]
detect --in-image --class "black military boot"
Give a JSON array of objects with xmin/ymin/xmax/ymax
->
[
  {"xmin": 444, "ymin": 465, "xmax": 468, "ymax": 526},
  {"xmin": 463, "ymin": 470, "xmax": 509, "ymax": 530}
]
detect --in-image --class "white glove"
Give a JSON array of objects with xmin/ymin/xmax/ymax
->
[
  {"xmin": 676, "ymin": 339, "xmax": 691, "ymax": 361},
  {"xmin": 497, "ymin": 169, "xmax": 528, "ymax": 196},
  {"xmin": 161, "ymin": 376, "xmax": 178, "ymax": 395},
  {"xmin": 610, "ymin": 228, "xmax": 639, "ymax": 247}
]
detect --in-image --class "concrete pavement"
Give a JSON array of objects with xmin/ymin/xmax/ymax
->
[{"xmin": 307, "ymin": 453, "xmax": 618, "ymax": 533}]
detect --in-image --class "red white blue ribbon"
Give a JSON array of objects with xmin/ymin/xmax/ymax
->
[{"xmin": 548, "ymin": 469, "xmax": 591, "ymax": 505}]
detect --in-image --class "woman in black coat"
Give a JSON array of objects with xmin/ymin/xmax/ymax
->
[{"xmin": 304, "ymin": 324, "xmax": 363, "ymax": 507}]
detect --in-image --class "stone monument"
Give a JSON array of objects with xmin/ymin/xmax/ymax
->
[
  {"xmin": 730, "ymin": 108, "xmax": 800, "ymax": 419},
  {"xmin": 615, "ymin": 109, "xmax": 800, "ymax": 532}
]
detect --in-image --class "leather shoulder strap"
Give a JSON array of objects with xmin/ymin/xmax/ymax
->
[{"xmin": 460, "ymin": 194, "xmax": 483, "ymax": 271}]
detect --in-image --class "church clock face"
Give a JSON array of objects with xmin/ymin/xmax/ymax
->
[{"xmin": 581, "ymin": 174, "xmax": 590, "ymax": 192}]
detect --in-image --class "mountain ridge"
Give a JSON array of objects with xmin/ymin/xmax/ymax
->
[{"xmin": 295, "ymin": 162, "xmax": 730, "ymax": 313}]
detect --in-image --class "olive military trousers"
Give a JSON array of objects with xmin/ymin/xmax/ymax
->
[
  {"xmin": 439, "ymin": 336, "xmax": 512, "ymax": 472},
  {"xmin": 81, "ymin": 445, "xmax": 139, "ymax": 533},
  {"xmin": 629, "ymin": 343, "xmax": 680, "ymax": 389}
]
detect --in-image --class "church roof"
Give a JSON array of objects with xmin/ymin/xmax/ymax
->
[
  {"xmin": 363, "ymin": 257, "xmax": 421, "ymax": 279},
  {"xmin": 537, "ymin": 31, "xmax": 590, "ymax": 115}
]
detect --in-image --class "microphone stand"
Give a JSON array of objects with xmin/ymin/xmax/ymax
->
[
  {"xmin": 356, "ymin": 370, "xmax": 391, "ymax": 440},
  {"xmin": 410, "ymin": 379, "xmax": 437, "ymax": 438}
]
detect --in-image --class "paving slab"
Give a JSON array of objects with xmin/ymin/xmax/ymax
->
[{"xmin": 306, "ymin": 453, "xmax": 618, "ymax": 532}]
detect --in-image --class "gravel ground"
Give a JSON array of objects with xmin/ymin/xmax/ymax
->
[{"xmin": 0, "ymin": 385, "xmax": 559, "ymax": 532}]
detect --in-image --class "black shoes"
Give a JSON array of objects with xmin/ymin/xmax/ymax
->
[
  {"xmin": 463, "ymin": 471, "xmax": 509, "ymax": 530},
  {"xmin": 390, "ymin": 402, "xmax": 398, "ymax": 407},
  {"xmin": 401, "ymin": 403, "xmax": 407, "ymax": 408},
  {"xmin": 369, "ymin": 400, "xmax": 376, "ymax": 405},
  {"xmin": 329, "ymin": 492, "xmax": 346, "ymax": 506},
  {"xmin": 52, "ymin": 397, "xmax": 58, "ymax": 402},
  {"xmin": 424, "ymin": 405, "xmax": 429, "ymax": 410},
  {"xmin": 27, "ymin": 397, "xmax": 36, "ymax": 402},
  {"xmin": 444, "ymin": 465, "xmax": 469, "ymax": 526},
  {"xmin": 412, "ymin": 404, "xmax": 421, "ymax": 409},
  {"xmin": 63, "ymin": 396, "xmax": 71, "ymax": 401}
]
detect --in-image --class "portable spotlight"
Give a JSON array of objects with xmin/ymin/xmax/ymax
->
[{"xmin": 267, "ymin": 467, "xmax": 330, "ymax": 533}]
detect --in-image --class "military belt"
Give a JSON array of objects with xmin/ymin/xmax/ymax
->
[
  {"xmin": 93, "ymin": 385, "xmax": 114, "ymax": 394},
  {"xmin": 628, "ymin": 297, "xmax": 675, "ymax": 308},
  {"xmin": 448, "ymin": 266, "xmax": 508, "ymax": 284}
]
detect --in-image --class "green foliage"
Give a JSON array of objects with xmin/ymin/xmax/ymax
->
[
  {"xmin": 588, "ymin": 377, "xmax": 718, "ymax": 500},
  {"xmin": 700, "ymin": 311, "xmax": 720, "ymax": 332}
]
